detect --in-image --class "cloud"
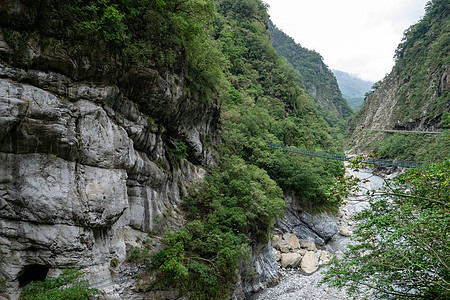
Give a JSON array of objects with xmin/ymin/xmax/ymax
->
[{"xmin": 264, "ymin": 0, "xmax": 428, "ymax": 81}]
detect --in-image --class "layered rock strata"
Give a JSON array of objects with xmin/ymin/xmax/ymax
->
[{"xmin": 0, "ymin": 18, "xmax": 218, "ymax": 297}]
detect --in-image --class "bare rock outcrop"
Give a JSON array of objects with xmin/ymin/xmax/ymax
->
[
  {"xmin": 276, "ymin": 194, "xmax": 338, "ymax": 245},
  {"xmin": 0, "ymin": 17, "xmax": 218, "ymax": 297}
]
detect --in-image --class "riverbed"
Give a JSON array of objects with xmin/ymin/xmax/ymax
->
[{"xmin": 252, "ymin": 167, "xmax": 384, "ymax": 299}]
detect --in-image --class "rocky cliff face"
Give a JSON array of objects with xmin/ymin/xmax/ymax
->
[
  {"xmin": 348, "ymin": 0, "xmax": 450, "ymax": 159},
  {"xmin": 0, "ymin": 4, "xmax": 220, "ymax": 297},
  {"xmin": 0, "ymin": 1, "xmax": 344, "ymax": 299},
  {"xmin": 349, "ymin": 69, "xmax": 449, "ymax": 155},
  {"xmin": 276, "ymin": 194, "xmax": 337, "ymax": 246}
]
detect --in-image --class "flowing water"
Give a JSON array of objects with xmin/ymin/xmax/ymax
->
[{"xmin": 252, "ymin": 167, "xmax": 384, "ymax": 300}]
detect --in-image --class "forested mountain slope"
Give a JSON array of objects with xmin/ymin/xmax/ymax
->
[
  {"xmin": 348, "ymin": 0, "xmax": 450, "ymax": 162},
  {"xmin": 0, "ymin": 0, "xmax": 343, "ymax": 299},
  {"xmin": 333, "ymin": 70, "xmax": 374, "ymax": 110},
  {"xmin": 268, "ymin": 21, "xmax": 353, "ymax": 135}
]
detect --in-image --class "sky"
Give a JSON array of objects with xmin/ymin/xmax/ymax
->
[{"xmin": 263, "ymin": 0, "xmax": 429, "ymax": 82}]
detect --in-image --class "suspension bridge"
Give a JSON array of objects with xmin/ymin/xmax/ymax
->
[
  {"xmin": 267, "ymin": 143, "xmax": 429, "ymax": 168},
  {"xmin": 362, "ymin": 128, "xmax": 442, "ymax": 134}
]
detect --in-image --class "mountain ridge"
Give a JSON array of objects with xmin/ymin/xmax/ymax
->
[
  {"xmin": 333, "ymin": 70, "xmax": 374, "ymax": 110},
  {"xmin": 268, "ymin": 20, "xmax": 353, "ymax": 134}
]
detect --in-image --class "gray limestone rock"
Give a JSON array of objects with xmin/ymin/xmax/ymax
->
[
  {"xmin": 233, "ymin": 243, "xmax": 280, "ymax": 299},
  {"xmin": 277, "ymin": 195, "xmax": 338, "ymax": 245},
  {"xmin": 300, "ymin": 251, "xmax": 319, "ymax": 274},
  {"xmin": 299, "ymin": 211, "xmax": 338, "ymax": 242},
  {"xmin": 271, "ymin": 235, "xmax": 282, "ymax": 250},
  {"xmin": 339, "ymin": 227, "xmax": 352, "ymax": 237},
  {"xmin": 0, "ymin": 66, "xmax": 214, "ymax": 298},
  {"xmin": 299, "ymin": 240, "xmax": 316, "ymax": 252},
  {"xmin": 280, "ymin": 253, "xmax": 302, "ymax": 268}
]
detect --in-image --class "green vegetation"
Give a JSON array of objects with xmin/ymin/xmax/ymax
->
[
  {"xmin": 348, "ymin": 0, "xmax": 449, "ymax": 162},
  {"xmin": 20, "ymin": 269, "xmax": 100, "ymax": 300},
  {"xmin": 374, "ymin": 130, "xmax": 450, "ymax": 162},
  {"xmin": 390, "ymin": 0, "xmax": 449, "ymax": 143},
  {"xmin": 166, "ymin": 141, "xmax": 189, "ymax": 167},
  {"xmin": 145, "ymin": 0, "xmax": 345, "ymax": 297},
  {"xmin": 322, "ymin": 160, "xmax": 450, "ymax": 299},
  {"xmin": 4, "ymin": 0, "xmax": 225, "ymax": 103},
  {"xmin": 216, "ymin": 1, "xmax": 344, "ymax": 210},
  {"xmin": 268, "ymin": 21, "xmax": 353, "ymax": 136},
  {"xmin": 136, "ymin": 156, "xmax": 285, "ymax": 299},
  {"xmin": 5, "ymin": 0, "xmax": 346, "ymax": 298},
  {"xmin": 393, "ymin": 0, "xmax": 449, "ymax": 122}
]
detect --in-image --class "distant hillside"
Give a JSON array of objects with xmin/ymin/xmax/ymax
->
[
  {"xmin": 333, "ymin": 70, "xmax": 374, "ymax": 110},
  {"xmin": 268, "ymin": 20, "xmax": 353, "ymax": 135}
]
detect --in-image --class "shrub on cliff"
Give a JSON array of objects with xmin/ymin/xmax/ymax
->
[
  {"xmin": 149, "ymin": 155, "xmax": 285, "ymax": 299},
  {"xmin": 20, "ymin": 268, "xmax": 100, "ymax": 300}
]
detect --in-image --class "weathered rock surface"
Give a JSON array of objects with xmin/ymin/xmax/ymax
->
[
  {"xmin": 338, "ymin": 227, "xmax": 352, "ymax": 237},
  {"xmin": 0, "ymin": 68, "xmax": 215, "ymax": 298},
  {"xmin": 299, "ymin": 240, "xmax": 316, "ymax": 252},
  {"xmin": 300, "ymin": 251, "xmax": 319, "ymax": 274},
  {"xmin": 233, "ymin": 243, "xmax": 280, "ymax": 299},
  {"xmin": 271, "ymin": 233, "xmax": 331, "ymax": 273},
  {"xmin": 280, "ymin": 253, "xmax": 302, "ymax": 268},
  {"xmin": 0, "ymin": 23, "xmax": 219, "ymax": 297},
  {"xmin": 276, "ymin": 194, "xmax": 338, "ymax": 245}
]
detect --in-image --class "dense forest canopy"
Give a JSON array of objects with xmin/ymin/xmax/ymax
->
[
  {"xmin": 268, "ymin": 21, "xmax": 353, "ymax": 138},
  {"xmin": 143, "ymin": 0, "xmax": 345, "ymax": 297}
]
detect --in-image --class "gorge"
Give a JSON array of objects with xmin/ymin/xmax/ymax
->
[{"xmin": 0, "ymin": 0, "xmax": 449, "ymax": 299}]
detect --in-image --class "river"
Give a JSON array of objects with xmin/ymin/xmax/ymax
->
[{"xmin": 251, "ymin": 167, "xmax": 385, "ymax": 300}]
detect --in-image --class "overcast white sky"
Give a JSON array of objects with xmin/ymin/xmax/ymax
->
[{"xmin": 263, "ymin": 0, "xmax": 429, "ymax": 81}]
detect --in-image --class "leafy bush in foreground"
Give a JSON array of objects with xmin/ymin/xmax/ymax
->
[{"xmin": 322, "ymin": 161, "xmax": 450, "ymax": 299}]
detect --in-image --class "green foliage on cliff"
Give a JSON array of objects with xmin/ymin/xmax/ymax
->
[
  {"xmin": 393, "ymin": 0, "xmax": 450, "ymax": 122},
  {"xmin": 322, "ymin": 161, "xmax": 450, "ymax": 299},
  {"xmin": 3, "ymin": 0, "xmax": 225, "ymax": 103},
  {"xmin": 268, "ymin": 21, "xmax": 353, "ymax": 132},
  {"xmin": 348, "ymin": 0, "xmax": 449, "ymax": 162},
  {"xmin": 216, "ymin": 0, "xmax": 344, "ymax": 210},
  {"xmin": 148, "ymin": 156, "xmax": 285, "ymax": 299},
  {"xmin": 374, "ymin": 130, "xmax": 450, "ymax": 162},
  {"xmin": 20, "ymin": 269, "xmax": 100, "ymax": 300},
  {"xmin": 149, "ymin": 0, "xmax": 345, "ymax": 297}
]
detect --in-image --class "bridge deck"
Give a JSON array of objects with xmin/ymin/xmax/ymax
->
[{"xmin": 267, "ymin": 144, "xmax": 429, "ymax": 168}]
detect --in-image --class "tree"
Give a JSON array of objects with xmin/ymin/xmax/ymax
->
[
  {"xmin": 147, "ymin": 155, "xmax": 285, "ymax": 299},
  {"xmin": 322, "ymin": 160, "xmax": 450, "ymax": 299}
]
